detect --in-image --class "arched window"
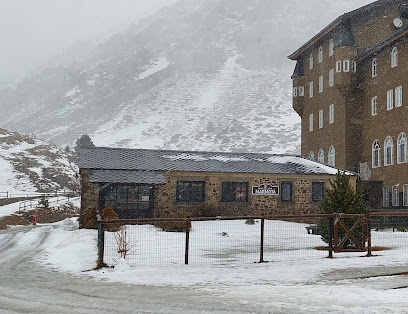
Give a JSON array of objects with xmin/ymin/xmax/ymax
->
[
  {"xmin": 397, "ymin": 132, "xmax": 407, "ymax": 163},
  {"xmin": 318, "ymin": 148, "xmax": 324, "ymax": 163},
  {"xmin": 391, "ymin": 47, "xmax": 398, "ymax": 68},
  {"xmin": 372, "ymin": 58, "xmax": 377, "ymax": 77},
  {"xmin": 308, "ymin": 151, "xmax": 315, "ymax": 161},
  {"xmin": 328, "ymin": 146, "xmax": 335, "ymax": 167},
  {"xmin": 309, "ymin": 53, "xmax": 314, "ymax": 69},
  {"xmin": 318, "ymin": 46, "xmax": 323, "ymax": 63},
  {"xmin": 384, "ymin": 136, "xmax": 394, "ymax": 166},
  {"xmin": 329, "ymin": 39, "xmax": 334, "ymax": 56},
  {"xmin": 372, "ymin": 139, "xmax": 381, "ymax": 168}
]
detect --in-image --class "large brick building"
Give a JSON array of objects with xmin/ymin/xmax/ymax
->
[
  {"xmin": 289, "ymin": 0, "xmax": 408, "ymax": 208},
  {"xmin": 79, "ymin": 147, "xmax": 353, "ymax": 219}
]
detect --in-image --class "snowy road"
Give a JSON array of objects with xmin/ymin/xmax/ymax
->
[
  {"xmin": 2, "ymin": 224, "xmax": 408, "ymax": 313},
  {"xmin": 0, "ymin": 226, "xmax": 270, "ymax": 313}
]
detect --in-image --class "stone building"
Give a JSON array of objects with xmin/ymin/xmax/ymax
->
[
  {"xmin": 288, "ymin": 0, "xmax": 408, "ymax": 208},
  {"xmin": 79, "ymin": 147, "xmax": 354, "ymax": 219}
]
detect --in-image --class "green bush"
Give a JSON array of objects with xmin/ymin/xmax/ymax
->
[
  {"xmin": 154, "ymin": 210, "xmax": 191, "ymax": 232},
  {"xmin": 317, "ymin": 171, "xmax": 367, "ymax": 246},
  {"xmin": 245, "ymin": 218, "xmax": 255, "ymax": 225}
]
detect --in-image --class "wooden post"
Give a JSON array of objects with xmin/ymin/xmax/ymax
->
[
  {"xmin": 366, "ymin": 210, "xmax": 372, "ymax": 257},
  {"xmin": 185, "ymin": 218, "xmax": 190, "ymax": 265},
  {"xmin": 328, "ymin": 216, "xmax": 334, "ymax": 258},
  {"xmin": 97, "ymin": 224, "xmax": 105, "ymax": 268},
  {"xmin": 259, "ymin": 217, "xmax": 265, "ymax": 263}
]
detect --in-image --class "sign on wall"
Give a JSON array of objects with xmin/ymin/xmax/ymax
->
[{"xmin": 252, "ymin": 184, "xmax": 279, "ymax": 195}]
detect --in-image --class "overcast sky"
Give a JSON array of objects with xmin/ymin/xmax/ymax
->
[{"xmin": 0, "ymin": 0, "xmax": 179, "ymax": 85}]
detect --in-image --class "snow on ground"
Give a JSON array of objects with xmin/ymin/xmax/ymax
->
[
  {"xmin": 0, "ymin": 196, "xmax": 80, "ymax": 219},
  {"xmin": 14, "ymin": 218, "xmax": 408, "ymax": 312}
]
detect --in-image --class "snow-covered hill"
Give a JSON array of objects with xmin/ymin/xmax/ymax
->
[
  {"xmin": 0, "ymin": 128, "xmax": 79, "ymax": 195},
  {"xmin": 0, "ymin": 0, "xmax": 373, "ymax": 154}
]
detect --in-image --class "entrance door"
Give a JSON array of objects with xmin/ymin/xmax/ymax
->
[{"xmin": 102, "ymin": 184, "xmax": 154, "ymax": 219}]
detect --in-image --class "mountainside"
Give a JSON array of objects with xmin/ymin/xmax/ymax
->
[
  {"xmin": 0, "ymin": 128, "xmax": 79, "ymax": 195},
  {"xmin": 0, "ymin": 0, "xmax": 373, "ymax": 154}
]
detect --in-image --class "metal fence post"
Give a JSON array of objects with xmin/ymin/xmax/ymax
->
[
  {"xmin": 366, "ymin": 210, "xmax": 372, "ymax": 257},
  {"xmin": 97, "ymin": 223, "xmax": 105, "ymax": 268},
  {"xmin": 328, "ymin": 216, "xmax": 334, "ymax": 258},
  {"xmin": 259, "ymin": 217, "xmax": 265, "ymax": 263},
  {"xmin": 185, "ymin": 218, "xmax": 190, "ymax": 265}
]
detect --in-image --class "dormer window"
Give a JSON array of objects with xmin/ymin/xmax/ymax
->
[
  {"xmin": 391, "ymin": 47, "xmax": 398, "ymax": 68},
  {"xmin": 329, "ymin": 39, "xmax": 334, "ymax": 56},
  {"xmin": 309, "ymin": 53, "xmax": 314, "ymax": 69},
  {"xmin": 318, "ymin": 46, "xmax": 323, "ymax": 63}
]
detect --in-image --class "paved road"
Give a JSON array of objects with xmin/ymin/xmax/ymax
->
[{"xmin": 0, "ymin": 226, "xmax": 269, "ymax": 313}]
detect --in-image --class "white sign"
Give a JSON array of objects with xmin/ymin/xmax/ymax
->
[{"xmin": 252, "ymin": 184, "xmax": 279, "ymax": 195}]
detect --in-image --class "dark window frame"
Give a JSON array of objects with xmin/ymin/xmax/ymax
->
[
  {"xmin": 281, "ymin": 181, "xmax": 293, "ymax": 202},
  {"xmin": 221, "ymin": 182, "xmax": 249, "ymax": 203},
  {"xmin": 176, "ymin": 180, "xmax": 205, "ymax": 202},
  {"xmin": 312, "ymin": 182, "xmax": 325, "ymax": 202}
]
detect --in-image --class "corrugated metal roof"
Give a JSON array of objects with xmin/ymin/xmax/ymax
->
[
  {"xmin": 79, "ymin": 147, "xmax": 352, "ymax": 176},
  {"xmin": 89, "ymin": 169, "xmax": 166, "ymax": 184}
]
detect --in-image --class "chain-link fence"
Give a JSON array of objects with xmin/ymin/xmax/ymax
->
[{"xmin": 97, "ymin": 213, "xmax": 408, "ymax": 267}]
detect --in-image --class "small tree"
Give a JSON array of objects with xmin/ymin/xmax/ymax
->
[
  {"xmin": 317, "ymin": 171, "xmax": 366, "ymax": 245},
  {"xmin": 39, "ymin": 195, "xmax": 50, "ymax": 210},
  {"xmin": 74, "ymin": 134, "xmax": 95, "ymax": 156}
]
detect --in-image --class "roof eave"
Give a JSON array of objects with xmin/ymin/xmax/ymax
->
[{"xmin": 287, "ymin": 17, "xmax": 343, "ymax": 60}]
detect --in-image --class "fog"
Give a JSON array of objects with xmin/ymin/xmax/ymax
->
[{"xmin": 0, "ymin": 0, "xmax": 179, "ymax": 86}]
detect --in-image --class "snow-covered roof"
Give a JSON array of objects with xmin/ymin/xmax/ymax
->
[{"xmin": 79, "ymin": 147, "xmax": 354, "ymax": 177}]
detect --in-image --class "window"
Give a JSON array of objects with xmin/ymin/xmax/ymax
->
[
  {"xmin": 387, "ymin": 89, "xmax": 393, "ymax": 110},
  {"xmin": 329, "ymin": 68, "xmax": 334, "ymax": 87},
  {"xmin": 372, "ymin": 139, "xmax": 381, "ymax": 168},
  {"xmin": 318, "ymin": 148, "xmax": 324, "ymax": 163},
  {"xmin": 391, "ymin": 47, "xmax": 398, "ymax": 68},
  {"xmin": 392, "ymin": 185, "xmax": 399, "ymax": 207},
  {"xmin": 383, "ymin": 186, "xmax": 390, "ymax": 207},
  {"xmin": 312, "ymin": 182, "xmax": 325, "ymax": 202},
  {"xmin": 404, "ymin": 185, "xmax": 408, "ymax": 206},
  {"xmin": 329, "ymin": 39, "xmax": 334, "ymax": 56},
  {"xmin": 395, "ymin": 86, "xmax": 402, "ymax": 107},
  {"xmin": 101, "ymin": 185, "xmax": 152, "ymax": 219},
  {"xmin": 343, "ymin": 60, "xmax": 350, "ymax": 72},
  {"xmin": 329, "ymin": 104, "xmax": 334, "ymax": 124},
  {"xmin": 384, "ymin": 136, "xmax": 394, "ymax": 166},
  {"xmin": 318, "ymin": 109, "xmax": 323, "ymax": 128},
  {"xmin": 318, "ymin": 46, "xmax": 323, "ymax": 63},
  {"xmin": 299, "ymin": 86, "xmax": 304, "ymax": 96},
  {"xmin": 371, "ymin": 96, "xmax": 378, "ymax": 116},
  {"xmin": 397, "ymin": 132, "xmax": 407, "ymax": 163},
  {"xmin": 336, "ymin": 60, "xmax": 342, "ymax": 73},
  {"xmin": 293, "ymin": 87, "xmax": 298, "ymax": 97},
  {"xmin": 318, "ymin": 75, "xmax": 323, "ymax": 93},
  {"xmin": 281, "ymin": 181, "xmax": 292, "ymax": 202},
  {"xmin": 221, "ymin": 182, "xmax": 248, "ymax": 202},
  {"xmin": 352, "ymin": 61, "xmax": 357, "ymax": 73},
  {"xmin": 309, "ymin": 53, "xmax": 314, "ymax": 69},
  {"xmin": 176, "ymin": 181, "xmax": 205, "ymax": 202},
  {"xmin": 328, "ymin": 145, "xmax": 335, "ymax": 167},
  {"xmin": 308, "ymin": 151, "xmax": 315, "ymax": 160},
  {"xmin": 309, "ymin": 113, "xmax": 313, "ymax": 132},
  {"xmin": 309, "ymin": 81, "xmax": 313, "ymax": 98},
  {"xmin": 372, "ymin": 58, "xmax": 377, "ymax": 77}
]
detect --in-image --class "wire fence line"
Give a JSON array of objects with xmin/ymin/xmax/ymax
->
[
  {"xmin": 97, "ymin": 213, "xmax": 408, "ymax": 268},
  {"xmin": 18, "ymin": 196, "xmax": 80, "ymax": 212},
  {"xmin": 0, "ymin": 190, "xmax": 76, "ymax": 200}
]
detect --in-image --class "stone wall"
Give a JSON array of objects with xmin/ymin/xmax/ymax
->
[
  {"xmin": 79, "ymin": 169, "xmax": 100, "ymax": 217},
  {"xmin": 154, "ymin": 171, "xmax": 338, "ymax": 217}
]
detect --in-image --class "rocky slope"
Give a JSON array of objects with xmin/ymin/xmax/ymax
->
[{"xmin": 0, "ymin": 128, "xmax": 79, "ymax": 195}]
